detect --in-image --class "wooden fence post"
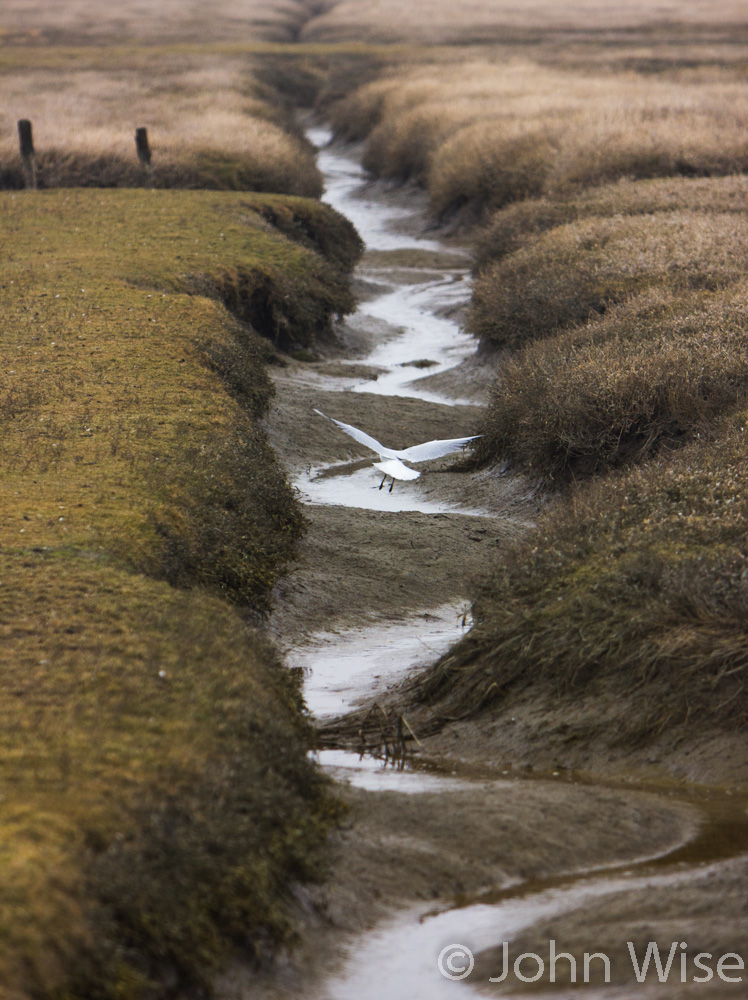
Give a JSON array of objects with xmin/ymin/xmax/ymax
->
[
  {"xmin": 18, "ymin": 119, "xmax": 37, "ymax": 190},
  {"xmin": 135, "ymin": 127, "xmax": 153, "ymax": 184}
]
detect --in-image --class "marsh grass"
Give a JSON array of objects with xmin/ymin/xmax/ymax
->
[
  {"xmin": 0, "ymin": 0, "xmax": 312, "ymax": 44},
  {"xmin": 0, "ymin": 558, "xmax": 336, "ymax": 998},
  {"xmin": 396, "ymin": 412, "xmax": 748, "ymax": 744},
  {"xmin": 330, "ymin": 60, "xmax": 748, "ymax": 220},
  {"xmin": 300, "ymin": 0, "xmax": 748, "ymax": 44},
  {"xmin": 477, "ymin": 286, "xmax": 748, "ymax": 481},
  {"xmin": 470, "ymin": 211, "xmax": 748, "ymax": 349},
  {"xmin": 470, "ymin": 181, "xmax": 748, "ymax": 483},
  {"xmin": 0, "ymin": 188, "xmax": 360, "ymax": 586},
  {"xmin": 474, "ymin": 174, "xmax": 748, "ymax": 268},
  {"xmin": 0, "ymin": 53, "xmax": 322, "ymax": 195},
  {"xmin": 0, "ymin": 187, "xmax": 358, "ymax": 997}
]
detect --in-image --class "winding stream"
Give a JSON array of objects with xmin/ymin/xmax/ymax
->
[
  {"xmin": 295, "ymin": 125, "xmax": 485, "ymax": 513},
  {"xmin": 308, "ymin": 125, "xmax": 475, "ymax": 406},
  {"xmin": 271, "ymin": 127, "xmax": 748, "ymax": 1000}
]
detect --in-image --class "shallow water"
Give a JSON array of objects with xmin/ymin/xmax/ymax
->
[
  {"xmin": 310, "ymin": 126, "xmax": 444, "ymax": 253},
  {"xmin": 290, "ymin": 130, "xmax": 483, "ymax": 514},
  {"xmin": 307, "ymin": 864, "xmax": 710, "ymax": 1000},
  {"xmin": 292, "ymin": 603, "xmax": 470, "ymax": 719},
  {"xmin": 296, "ymin": 463, "xmax": 489, "ymax": 516},
  {"xmin": 307, "ymin": 778, "xmax": 748, "ymax": 1000},
  {"xmin": 309, "ymin": 127, "xmax": 476, "ymax": 404},
  {"xmin": 313, "ymin": 750, "xmax": 471, "ymax": 794},
  {"xmin": 296, "ymin": 597, "xmax": 748, "ymax": 999},
  {"xmin": 351, "ymin": 273, "xmax": 476, "ymax": 403}
]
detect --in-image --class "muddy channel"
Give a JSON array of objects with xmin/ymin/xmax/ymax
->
[{"xmin": 219, "ymin": 129, "xmax": 748, "ymax": 1000}]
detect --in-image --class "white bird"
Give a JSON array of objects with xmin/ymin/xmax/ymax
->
[{"xmin": 314, "ymin": 409, "xmax": 481, "ymax": 492}]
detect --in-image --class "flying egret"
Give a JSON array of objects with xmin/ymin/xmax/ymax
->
[{"xmin": 314, "ymin": 409, "xmax": 481, "ymax": 491}]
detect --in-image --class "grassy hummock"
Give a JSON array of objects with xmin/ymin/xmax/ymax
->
[
  {"xmin": 474, "ymin": 174, "xmax": 748, "ymax": 269},
  {"xmin": 469, "ymin": 175, "xmax": 748, "ymax": 483},
  {"xmin": 0, "ymin": 188, "xmax": 355, "ymax": 998},
  {"xmin": 475, "ymin": 285, "xmax": 748, "ymax": 482},
  {"xmin": 398, "ymin": 412, "xmax": 748, "ymax": 746},
  {"xmin": 328, "ymin": 56, "xmax": 748, "ymax": 221},
  {"xmin": 469, "ymin": 211, "xmax": 748, "ymax": 350}
]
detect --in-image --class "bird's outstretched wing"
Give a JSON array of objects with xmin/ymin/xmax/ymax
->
[
  {"xmin": 397, "ymin": 435, "xmax": 482, "ymax": 463},
  {"xmin": 314, "ymin": 409, "xmax": 395, "ymax": 458}
]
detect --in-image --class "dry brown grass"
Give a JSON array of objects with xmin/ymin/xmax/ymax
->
[
  {"xmin": 300, "ymin": 0, "xmax": 748, "ymax": 44},
  {"xmin": 330, "ymin": 59, "xmax": 748, "ymax": 219},
  {"xmin": 470, "ymin": 210, "xmax": 748, "ymax": 349},
  {"xmin": 0, "ymin": 0, "xmax": 311, "ymax": 44},
  {"xmin": 477, "ymin": 286, "xmax": 748, "ymax": 481},
  {"xmin": 0, "ymin": 52, "xmax": 322, "ymax": 195},
  {"xmin": 474, "ymin": 174, "xmax": 748, "ymax": 267},
  {"xmin": 396, "ymin": 410, "xmax": 748, "ymax": 743}
]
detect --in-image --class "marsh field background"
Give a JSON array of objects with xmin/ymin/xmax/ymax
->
[{"xmin": 3, "ymin": 0, "xmax": 748, "ymax": 997}]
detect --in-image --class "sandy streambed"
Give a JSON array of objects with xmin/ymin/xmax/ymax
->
[{"xmin": 220, "ymin": 129, "xmax": 748, "ymax": 1000}]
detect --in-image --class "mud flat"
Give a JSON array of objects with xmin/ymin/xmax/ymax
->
[{"xmin": 265, "ymin": 128, "xmax": 531, "ymax": 641}]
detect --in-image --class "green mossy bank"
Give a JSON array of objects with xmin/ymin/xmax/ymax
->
[{"xmin": 0, "ymin": 188, "xmax": 360, "ymax": 998}]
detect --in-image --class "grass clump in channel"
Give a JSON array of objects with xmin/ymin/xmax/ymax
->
[{"xmin": 0, "ymin": 187, "xmax": 355, "ymax": 997}]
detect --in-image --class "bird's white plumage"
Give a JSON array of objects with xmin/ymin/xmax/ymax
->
[
  {"xmin": 314, "ymin": 409, "xmax": 481, "ymax": 482},
  {"xmin": 313, "ymin": 409, "xmax": 397, "ymax": 459},
  {"xmin": 373, "ymin": 458, "xmax": 421, "ymax": 481},
  {"xmin": 398, "ymin": 436, "xmax": 482, "ymax": 462}
]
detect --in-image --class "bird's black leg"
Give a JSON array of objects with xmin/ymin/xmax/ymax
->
[
  {"xmin": 389, "ymin": 477, "xmax": 395, "ymax": 493},
  {"xmin": 379, "ymin": 474, "xmax": 387, "ymax": 490}
]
